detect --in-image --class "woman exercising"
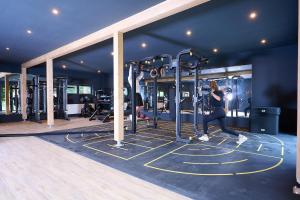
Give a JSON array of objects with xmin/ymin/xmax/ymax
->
[{"xmin": 198, "ymin": 80, "xmax": 248, "ymax": 144}]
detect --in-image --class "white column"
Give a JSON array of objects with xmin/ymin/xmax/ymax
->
[
  {"xmin": 20, "ymin": 67, "xmax": 27, "ymax": 120},
  {"xmin": 4, "ymin": 75, "xmax": 10, "ymax": 115},
  {"xmin": 46, "ymin": 59, "xmax": 54, "ymax": 127},
  {"xmin": 113, "ymin": 32, "xmax": 124, "ymax": 144}
]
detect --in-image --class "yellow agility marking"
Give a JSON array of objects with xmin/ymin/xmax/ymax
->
[
  {"xmin": 134, "ymin": 134, "xmax": 172, "ymax": 142},
  {"xmin": 144, "ymin": 144, "xmax": 188, "ymax": 166},
  {"xmin": 183, "ymin": 159, "xmax": 248, "ymax": 165},
  {"xmin": 183, "ymin": 162, "xmax": 219, "ymax": 165},
  {"xmin": 138, "ymin": 131, "xmax": 175, "ymax": 139},
  {"xmin": 265, "ymin": 134, "xmax": 284, "ymax": 146},
  {"xmin": 128, "ymin": 137, "xmax": 152, "ymax": 143},
  {"xmin": 235, "ymin": 142, "xmax": 243, "ymax": 149},
  {"xmin": 187, "ymin": 148, "xmax": 202, "ymax": 151},
  {"xmin": 65, "ymin": 134, "xmax": 77, "ymax": 144},
  {"xmin": 281, "ymin": 146, "xmax": 284, "ymax": 156},
  {"xmin": 122, "ymin": 141, "xmax": 153, "ymax": 149},
  {"xmin": 83, "ymin": 144, "xmax": 129, "ymax": 160},
  {"xmin": 107, "ymin": 144, "xmax": 128, "ymax": 151},
  {"xmin": 188, "ymin": 143, "xmax": 282, "ymax": 159},
  {"xmin": 127, "ymin": 141, "xmax": 173, "ymax": 160},
  {"xmin": 172, "ymin": 150, "xmax": 235, "ymax": 157},
  {"xmin": 144, "ymin": 164, "xmax": 234, "ymax": 176},
  {"xmin": 221, "ymin": 159, "xmax": 248, "ymax": 165},
  {"xmin": 218, "ymin": 138, "xmax": 228, "ymax": 145},
  {"xmin": 236, "ymin": 158, "xmax": 283, "ymax": 175},
  {"xmin": 257, "ymin": 144, "xmax": 263, "ymax": 152},
  {"xmin": 202, "ymin": 148, "xmax": 211, "ymax": 150}
]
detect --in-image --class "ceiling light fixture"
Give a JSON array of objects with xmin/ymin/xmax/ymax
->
[
  {"xmin": 111, "ymin": 52, "xmax": 114, "ymax": 56},
  {"xmin": 186, "ymin": 30, "xmax": 192, "ymax": 36},
  {"xmin": 80, "ymin": 60, "xmax": 84, "ymax": 64},
  {"xmin": 62, "ymin": 64, "xmax": 67, "ymax": 69},
  {"xmin": 27, "ymin": 29, "xmax": 32, "ymax": 34},
  {"xmin": 5, "ymin": 47, "xmax": 10, "ymax": 51},
  {"xmin": 213, "ymin": 48, "xmax": 219, "ymax": 53},
  {"xmin": 97, "ymin": 70, "xmax": 101, "ymax": 73},
  {"xmin": 141, "ymin": 42, "xmax": 147, "ymax": 48},
  {"xmin": 260, "ymin": 39, "xmax": 267, "ymax": 45},
  {"xmin": 52, "ymin": 8, "xmax": 60, "ymax": 16},
  {"xmin": 249, "ymin": 11, "xmax": 257, "ymax": 20}
]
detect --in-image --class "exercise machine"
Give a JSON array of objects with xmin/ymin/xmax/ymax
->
[
  {"xmin": 54, "ymin": 77, "xmax": 69, "ymax": 120},
  {"xmin": 171, "ymin": 49, "xmax": 208, "ymax": 143}
]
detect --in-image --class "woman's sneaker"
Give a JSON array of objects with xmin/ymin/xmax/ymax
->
[
  {"xmin": 198, "ymin": 134, "xmax": 209, "ymax": 142},
  {"xmin": 237, "ymin": 134, "xmax": 248, "ymax": 145}
]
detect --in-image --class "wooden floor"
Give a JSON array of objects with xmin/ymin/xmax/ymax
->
[
  {"xmin": 0, "ymin": 117, "xmax": 102, "ymax": 135},
  {"xmin": 0, "ymin": 136, "xmax": 189, "ymax": 200}
]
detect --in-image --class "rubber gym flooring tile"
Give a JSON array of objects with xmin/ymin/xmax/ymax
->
[{"xmin": 39, "ymin": 121, "xmax": 298, "ymax": 200}]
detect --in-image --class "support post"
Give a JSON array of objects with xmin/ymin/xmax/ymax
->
[
  {"xmin": 21, "ymin": 67, "xmax": 27, "ymax": 120},
  {"xmin": 46, "ymin": 59, "xmax": 54, "ymax": 127},
  {"xmin": 131, "ymin": 64, "xmax": 137, "ymax": 134},
  {"xmin": 153, "ymin": 77, "xmax": 158, "ymax": 128},
  {"xmin": 113, "ymin": 32, "xmax": 124, "ymax": 145},
  {"xmin": 4, "ymin": 75, "xmax": 10, "ymax": 115},
  {"xmin": 295, "ymin": 0, "xmax": 300, "ymax": 194}
]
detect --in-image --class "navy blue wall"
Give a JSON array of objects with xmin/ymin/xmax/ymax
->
[{"xmin": 224, "ymin": 44, "xmax": 297, "ymax": 133}]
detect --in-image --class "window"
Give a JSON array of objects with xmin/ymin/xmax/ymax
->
[
  {"xmin": 79, "ymin": 86, "xmax": 92, "ymax": 94},
  {"xmin": 158, "ymin": 91, "xmax": 164, "ymax": 97},
  {"xmin": 67, "ymin": 85, "xmax": 78, "ymax": 94}
]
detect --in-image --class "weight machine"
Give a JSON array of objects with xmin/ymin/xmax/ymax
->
[
  {"xmin": 171, "ymin": 49, "xmax": 208, "ymax": 143},
  {"xmin": 128, "ymin": 54, "xmax": 172, "ymax": 133},
  {"xmin": 54, "ymin": 77, "xmax": 69, "ymax": 120}
]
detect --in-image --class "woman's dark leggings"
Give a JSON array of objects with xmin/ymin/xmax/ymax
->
[{"xmin": 203, "ymin": 107, "xmax": 238, "ymax": 136}]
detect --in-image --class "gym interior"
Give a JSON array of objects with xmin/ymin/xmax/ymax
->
[{"xmin": 0, "ymin": 0, "xmax": 299, "ymax": 199}]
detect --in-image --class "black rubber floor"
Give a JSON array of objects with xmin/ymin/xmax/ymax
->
[{"xmin": 39, "ymin": 121, "xmax": 298, "ymax": 200}]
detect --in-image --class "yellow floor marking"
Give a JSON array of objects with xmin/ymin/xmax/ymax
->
[
  {"xmin": 235, "ymin": 142, "xmax": 242, "ymax": 149},
  {"xmin": 236, "ymin": 158, "xmax": 283, "ymax": 175},
  {"xmin": 218, "ymin": 138, "xmax": 228, "ymax": 146},
  {"xmin": 183, "ymin": 159, "xmax": 248, "ymax": 165},
  {"xmin": 138, "ymin": 131, "xmax": 175, "ymax": 139},
  {"xmin": 281, "ymin": 146, "xmax": 284, "ymax": 156},
  {"xmin": 189, "ymin": 142, "xmax": 282, "ymax": 159},
  {"xmin": 257, "ymin": 144, "xmax": 263, "ymax": 152},
  {"xmin": 144, "ymin": 144, "xmax": 188, "ymax": 166},
  {"xmin": 129, "ymin": 138, "xmax": 152, "ymax": 143},
  {"xmin": 135, "ymin": 134, "xmax": 172, "ymax": 142},
  {"xmin": 122, "ymin": 141, "xmax": 153, "ymax": 149},
  {"xmin": 107, "ymin": 144, "xmax": 128, "ymax": 151},
  {"xmin": 183, "ymin": 162, "xmax": 219, "ymax": 165},
  {"xmin": 202, "ymin": 148, "xmax": 211, "ymax": 150},
  {"xmin": 172, "ymin": 150, "xmax": 235, "ymax": 157},
  {"xmin": 221, "ymin": 159, "xmax": 248, "ymax": 165},
  {"xmin": 127, "ymin": 141, "xmax": 173, "ymax": 160},
  {"xmin": 83, "ymin": 144, "xmax": 129, "ymax": 160},
  {"xmin": 144, "ymin": 164, "xmax": 234, "ymax": 176},
  {"xmin": 65, "ymin": 134, "xmax": 77, "ymax": 144},
  {"xmin": 259, "ymin": 141, "xmax": 282, "ymax": 146},
  {"xmin": 187, "ymin": 148, "xmax": 202, "ymax": 151},
  {"xmin": 265, "ymin": 134, "xmax": 284, "ymax": 146}
]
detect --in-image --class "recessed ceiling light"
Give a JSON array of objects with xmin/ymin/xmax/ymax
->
[
  {"xmin": 5, "ymin": 47, "xmax": 10, "ymax": 51},
  {"xmin": 111, "ymin": 51, "xmax": 114, "ymax": 56},
  {"xmin": 249, "ymin": 11, "xmax": 257, "ymax": 20},
  {"xmin": 260, "ymin": 39, "xmax": 267, "ymax": 45},
  {"xmin": 213, "ymin": 48, "xmax": 219, "ymax": 53},
  {"xmin": 80, "ymin": 60, "xmax": 84, "ymax": 64},
  {"xmin": 27, "ymin": 29, "xmax": 32, "ymax": 34},
  {"xmin": 52, "ymin": 8, "xmax": 60, "ymax": 16},
  {"xmin": 62, "ymin": 64, "xmax": 67, "ymax": 69},
  {"xmin": 186, "ymin": 30, "xmax": 192, "ymax": 36},
  {"xmin": 141, "ymin": 42, "xmax": 147, "ymax": 48},
  {"xmin": 97, "ymin": 70, "xmax": 101, "ymax": 73}
]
